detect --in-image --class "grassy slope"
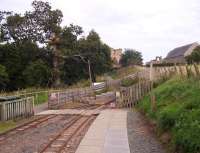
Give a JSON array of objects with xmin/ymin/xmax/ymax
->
[
  {"xmin": 105, "ymin": 66, "xmax": 139, "ymax": 79},
  {"xmin": 0, "ymin": 121, "xmax": 16, "ymax": 133},
  {"xmin": 138, "ymin": 76, "xmax": 200, "ymax": 153}
]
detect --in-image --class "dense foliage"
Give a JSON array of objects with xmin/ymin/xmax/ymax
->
[
  {"xmin": 121, "ymin": 77, "xmax": 139, "ymax": 87},
  {"xmin": 186, "ymin": 46, "xmax": 200, "ymax": 64},
  {"xmin": 138, "ymin": 77, "xmax": 200, "ymax": 153},
  {"xmin": 0, "ymin": 1, "xmax": 112, "ymax": 91},
  {"xmin": 120, "ymin": 49, "xmax": 143, "ymax": 67}
]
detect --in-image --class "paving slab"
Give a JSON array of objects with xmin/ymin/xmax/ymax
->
[
  {"xmin": 76, "ymin": 109, "xmax": 130, "ymax": 153},
  {"xmin": 36, "ymin": 109, "xmax": 100, "ymax": 116}
]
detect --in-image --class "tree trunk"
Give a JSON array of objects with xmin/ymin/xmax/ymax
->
[{"xmin": 52, "ymin": 45, "xmax": 61, "ymax": 88}]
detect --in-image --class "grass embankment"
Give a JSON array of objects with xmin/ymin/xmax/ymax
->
[
  {"xmin": 121, "ymin": 77, "xmax": 139, "ymax": 87},
  {"xmin": 0, "ymin": 121, "xmax": 16, "ymax": 133},
  {"xmin": 106, "ymin": 65, "xmax": 140, "ymax": 79},
  {"xmin": 138, "ymin": 76, "xmax": 200, "ymax": 153}
]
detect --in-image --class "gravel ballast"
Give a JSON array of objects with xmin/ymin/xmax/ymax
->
[{"xmin": 127, "ymin": 110, "xmax": 167, "ymax": 153}]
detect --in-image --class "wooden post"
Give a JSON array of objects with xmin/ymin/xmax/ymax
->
[
  {"xmin": 150, "ymin": 62, "xmax": 154, "ymax": 91},
  {"xmin": 1, "ymin": 103, "xmax": 6, "ymax": 121},
  {"xmin": 151, "ymin": 93, "xmax": 156, "ymax": 112},
  {"xmin": 35, "ymin": 93, "xmax": 38, "ymax": 105}
]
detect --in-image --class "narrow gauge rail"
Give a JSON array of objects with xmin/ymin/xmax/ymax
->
[
  {"xmin": 0, "ymin": 114, "xmax": 57, "ymax": 143},
  {"xmin": 39, "ymin": 115, "xmax": 95, "ymax": 153},
  {"xmin": 73, "ymin": 104, "xmax": 100, "ymax": 110}
]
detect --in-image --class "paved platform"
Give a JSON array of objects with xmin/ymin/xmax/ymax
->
[
  {"xmin": 34, "ymin": 102, "xmax": 48, "ymax": 114},
  {"xmin": 76, "ymin": 109, "xmax": 130, "ymax": 153},
  {"xmin": 36, "ymin": 109, "xmax": 101, "ymax": 116}
]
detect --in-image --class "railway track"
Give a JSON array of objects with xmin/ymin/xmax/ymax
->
[
  {"xmin": 74, "ymin": 104, "xmax": 100, "ymax": 110},
  {"xmin": 0, "ymin": 104, "xmax": 108, "ymax": 152},
  {"xmin": 39, "ymin": 115, "xmax": 95, "ymax": 153},
  {"xmin": 39, "ymin": 105, "xmax": 105, "ymax": 153},
  {"xmin": 0, "ymin": 114, "xmax": 57, "ymax": 143}
]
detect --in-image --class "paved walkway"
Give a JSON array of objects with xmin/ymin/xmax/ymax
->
[
  {"xmin": 76, "ymin": 109, "xmax": 130, "ymax": 153},
  {"xmin": 36, "ymin": 108, "xmax": 101, "ymax": 116},
  {"xmin": 34, "ymin": 102, "xmax": 48, "ymax": 114}
]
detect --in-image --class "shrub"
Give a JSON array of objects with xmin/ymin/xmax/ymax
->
[
  {"xmin": 121, "ymin": 77, "xmax": 139, "ymax": 87},
  {"xmin": 158, "ymin": 103, "xmax": 183, "ymax": 130},
  {"xmin": 173, "ymin": 110, "xmax": 200, "ymax": 153}
]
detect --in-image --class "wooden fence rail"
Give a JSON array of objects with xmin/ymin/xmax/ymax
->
[
  {"xmin": 106, "ymin": 68, "xmax": 151, "ymax": 90},
  {"xmin": 0, "ymin": 97, "xmax": 34, "ymax": 121},
  {"xmin": 48, "ymin": 87, "xmax": 93, "ymax": 109},
  {"xmin": 119, "ymin": 64, "xmax": 200, "ymax": 108},
  {"xmin": 152, "ymin": 65, "xmax": 200, "ymax": 81},
  {"xmin": 119, "ymin": 81, "xmax": 152, "ymax": 108}
]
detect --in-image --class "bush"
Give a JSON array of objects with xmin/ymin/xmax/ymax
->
[
  {"xmin": 121, "ymin": 77, "xmax": 139, "ymax": 87},
  {"xmin": 158, "ymin": 103, "xmax": 183, "ymax": 130},
  {"xmin": 23, "ymin": 60, "xmax": 52, "ymax": 87},
  {"xmin": 173, "ymin": 110, "xmax": 200, "ymax": 153}
]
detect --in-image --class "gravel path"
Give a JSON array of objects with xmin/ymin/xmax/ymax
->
[{"xmin": 127, "ymin": 110, "xmax": 167, "ymax": 153}]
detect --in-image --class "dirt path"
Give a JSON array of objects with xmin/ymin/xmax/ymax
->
[{"xmin": 127, "ymin": 110, "xmax": 166, "ymax": 153}]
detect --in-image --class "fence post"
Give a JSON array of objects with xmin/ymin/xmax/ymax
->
[
  {"xmin": 151, "ymin": 93, "xmax": 156, "ymax": 112},
  {"xmin": 35, "ymin": 93, "xmax": 38, "ymax": 105},
  {"xmin": 1, "ymin": 103, "xmax": 6, "ymax": 121}
]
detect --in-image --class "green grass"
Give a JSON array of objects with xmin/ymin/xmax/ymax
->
[
  {"xmin": 121, "ymin": 77, "xmax": 139, "ymax": 87},
  {"xmin": 137, "ymin": 76, "xmax": 200, "ymax": 153},
  {"xmin": 106, "ymin": 65, "xmax": 139, "ymax": 79},
  {"xmin": 34, "ymin": 92, "xmax": 48, "ymax": 105},
  {"xmin": 0, "ymin": 121, "xmax": 16, "ymax": 133}
]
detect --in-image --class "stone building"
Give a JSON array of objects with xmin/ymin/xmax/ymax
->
[
  {"xmin": 146, "ymin": 56, "xmax": 163, "ymax": 65},
  {"xmin": 164, "ymin": 42, "xmax": 199, "ymax": 64},
  {"xmin": 111, "ymin": 48, "xmax": 123, "ymax": 65}
]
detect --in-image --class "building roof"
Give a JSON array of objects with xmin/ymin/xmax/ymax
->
[{"xmin": 165, "ymin": 43, "xmax": 195, "ymax": 59}]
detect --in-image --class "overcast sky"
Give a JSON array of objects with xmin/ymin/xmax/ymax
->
[{"xmin": 1, "ymin": 0, "xmax": 200, "ymax": 62}]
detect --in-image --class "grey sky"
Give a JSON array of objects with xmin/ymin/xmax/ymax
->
[{"xmin": 1, "ymin": 0, "xmax": 200, "ymax": 62}]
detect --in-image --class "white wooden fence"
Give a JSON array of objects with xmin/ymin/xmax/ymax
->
[
  {"xmin": 92, "ymin": 82, "xmax": 106, "ymax": 91},
  {"xmin": 0, "ymin": 97, "xmax": 34, "ymax": 121},
  {"xmin": 48, "ymin": 87, "xmax": 93, "ymax": 109}
]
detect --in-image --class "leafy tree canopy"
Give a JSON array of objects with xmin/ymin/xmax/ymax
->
[
  {"xmin": 0, "ymin": 1, "xmax": 113, "ymax": 91},
  {"xmin": 1, "ymin": 1, "xmax": 63, "ymax": 43},
  {"xmin": 186, "ymin": 46, "xmax": 200, "ymax": 64},
  {"xmin": 0, "ymin": 64, "xmax": 9, "ymax": 90},
  {"xmin": 120, "ymin": 49, "xmax": 143, "ymax": 67}
]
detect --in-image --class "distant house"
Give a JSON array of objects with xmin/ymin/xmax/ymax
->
[
  {"xmin": 146, "ymin": 56, "xmax": 162, "ymax": 66},
  {"xmin": 111, "ymin": 48, "xmax": 122, "ymax": 67},
  {"xmin": 164, "ymin": 42, "xmax": 199, "ymax": 64}
]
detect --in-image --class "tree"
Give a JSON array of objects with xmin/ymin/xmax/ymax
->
[
  {"xmin": 186, "ymin": 46, "xmax": 200, "ymax": 64},
  {"xmin": 77, "ymin": 30, "xmax": 112, "ymax": 81},
  {"xmin": 0, "ymin": 11, "xmax": 11, "ymax": 42},
  {"xmin": 1, "ymin": 1, "xmax": 84, "ymax": 87},
  {"xmin": 0, "ymin": 1, "xmax": 64, "ymax": 87},
  {"xmin": 23, "ymin": 60, "xmax": 51, "ymax": 87},
  {"xmin": 1, "ymin": 1, "xmax": 63, "ymax": 43},
  {"xmin": 0, "ymin": 41, "xmax": 51, "ymax": 90},
  {"xmin": 0, "ymin": 64, "xmax": 9, "ymax": 90},
  {"xmin": 0, "ymin": 1, "xmax": 112, "ymax": 90},
  {"xmin": 120, "ymin": 49, "xmax": 143, "ymax": 67}
]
